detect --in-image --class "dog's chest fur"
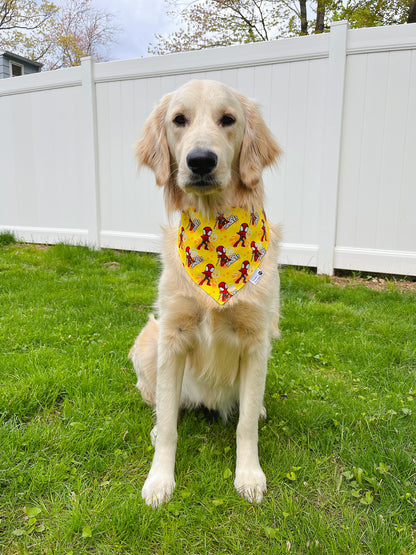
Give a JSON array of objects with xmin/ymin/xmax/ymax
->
[{"xmin": 155, "ymin": 223, "xmax": 281, "ymax": 417}]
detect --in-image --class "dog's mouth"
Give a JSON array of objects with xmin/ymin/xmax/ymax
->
[{"xmin": 183, "ymin": 175, "xmax": 222, "ymax": 195}]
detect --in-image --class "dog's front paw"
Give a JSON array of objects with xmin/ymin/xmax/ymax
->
[
  {"xmin": 234, "ymin": 467, "xmax": 267, "ymax": 504},
  {"xmin": 142, "ymin": 473, "xmax": 175, "ymax": 507}
]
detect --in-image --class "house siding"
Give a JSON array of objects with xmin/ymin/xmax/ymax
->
[
  {"xmin": 21, "ymin": 61, "xmax": 41, "ymax": 75},
  {"xmin": 0, "ymin": 56, "xmax": 10, "ymax": 78},
  {"xmin": 0, "ymin": 52, "xmax": 42, "ymax": 78}
]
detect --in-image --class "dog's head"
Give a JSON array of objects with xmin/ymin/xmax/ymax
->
[{"xmin": 136, "ymin": 79, "xmax": 281, "ymax": 212}]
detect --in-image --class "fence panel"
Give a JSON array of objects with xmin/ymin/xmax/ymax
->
[
  {"xmin": 0, "ymin": 66, "xmax": 96, "ymax": 244},
  {"xmin": 335, "ymin": 25, "xmax": 416, "ymax": 275},
  {"xmin": 1, "ymin": 22, "xmax": 416, "ymax": 275}
]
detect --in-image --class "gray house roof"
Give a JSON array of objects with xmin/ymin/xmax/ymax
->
[{"xmin": 0, "ymin": 50, "xmax": 43, "ymax": 78}]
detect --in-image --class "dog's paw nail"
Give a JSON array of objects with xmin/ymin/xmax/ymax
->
[
  {"xmin": 235, "ymin": 469, "xmax": 267, "ymax": 504},
  {"xmin": 142, "ymin": 474, "xmax": 175, "ymax": 508}
]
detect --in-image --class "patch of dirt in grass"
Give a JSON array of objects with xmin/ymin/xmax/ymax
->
[
  {"xmin": 331, "ymin": 275, "xmax": 416, "ymax": 292},
  {"xmin": 33, "ymin": 244, "xmax": 50, "ymax": 251}
]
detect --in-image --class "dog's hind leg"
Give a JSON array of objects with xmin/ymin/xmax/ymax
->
[{"xmin": 129, "ymin": 314, "xmax": 159, "ymax": 407}]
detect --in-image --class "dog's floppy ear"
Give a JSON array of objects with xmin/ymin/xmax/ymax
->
[
  {"xmin": 238, "ymin": 96, "xmax": 281, "ymax": 189},
  {"xmin": 135, "ymin": 94, "xmax": 172, "ymax": 187}
]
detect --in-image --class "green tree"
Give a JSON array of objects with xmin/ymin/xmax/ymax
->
[
  {"xmin": 0, "ymin": 0, "xmax": 57, "ymax": 32},
  {"xmin": 332, "ymin": 0, "xmax": 414, "ymax": 27},
  {"xmin": 149, "ymin": 0, "xmax": 415, "ymax": 55},
  {"xmin": 0, "ymin": 0, "xmax": 118, "ymax": 69},
  {"xmin": 44, "ymin": 0, "xmax": 119, "ymax": 69},
  {"xmin": 149, "ymin": 0, "xmax": 297, "ymax": 54}
]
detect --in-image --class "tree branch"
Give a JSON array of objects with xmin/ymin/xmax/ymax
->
[
  {"xmin": 408, "ymin": 0, "xmax": 416, "ymax": 23},
  {"xmin": 0, "ymin": 1, "xmax": 15, "ymax": 29},
  {"xmin": 224, "ymin": 0, "xmax": 269, "ymax": 41},
  {"xmin": 299, "ymin": 0, "xmax": 307, "ymax": 34},
  {"xmin": 252, "ymin": 0, "xmax": 269, "ymax": 40},
  {"xmin": 315, "ymin": 0, "xmax": 325, "ymax": 33}
]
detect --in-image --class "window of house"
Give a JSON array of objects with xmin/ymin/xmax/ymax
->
[{"xmin": 10, "ymin": 62, "xmax": 24, "ymax": 77}]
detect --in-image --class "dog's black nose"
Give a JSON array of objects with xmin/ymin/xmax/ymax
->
[{"xmin": 186, "ymin": 149, "xmax": 218, "ymax": 176}]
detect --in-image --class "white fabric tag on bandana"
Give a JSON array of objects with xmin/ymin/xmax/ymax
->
[{"xmin": 249, "ymin": 267, "xmax": 264, "ymax": 285}]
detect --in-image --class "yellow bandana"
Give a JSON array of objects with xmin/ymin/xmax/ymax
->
[{"xmin": 177, "ymin": 206, "xmax": 269, "ymax": 305}]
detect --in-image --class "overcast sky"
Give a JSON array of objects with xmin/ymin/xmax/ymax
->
[{"xmin": 94, "ymin": 0, "xmax": 176, "ymax": 61}]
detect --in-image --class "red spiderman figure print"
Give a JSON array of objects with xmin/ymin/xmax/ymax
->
[
  {"xmin": 261, "ymin": 219, "xmax": 267, "ymax": 242},
  {"xmin": 218, "ymin": 282, "xmax": 231, "ymax": 303},
  {"xmin": 215, "ymin": 213, "xmax": 228, "ymax": 230},
  {"xmin": 199, "ymin": 263, "xmax": 215, "ymax": 286},
  {"xmin": 235, "ymin": 260, "xmax": 250, "ymax": 284},
  {"xmin": 185, "ymin": 246, "xmax": 195, "ymax": 267},
  {"xmin": 216, "ymin": 245, "xmax": 230, "ymax": 267},
  {"xmin": 233, "ymin": 223, "xmax": 249, "ymax": 248},
  {"xmin": 197, "ymin": 226, "xmax": 212, "ymax": 250},
  {"xmin": 250, "ymin": 241, "xmax": 262, "ymax": 262},
  {"xmin": 179, "ymin": 226, "xmax": 185, "ymax": 248},
  {"xmin": 187, "ymin": 213, "xmax": 199, "ymax": 232}
]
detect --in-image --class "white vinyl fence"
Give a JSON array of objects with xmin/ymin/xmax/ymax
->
[{"xmin": 1, "ymin": 21, "xmax": 416, "ymax": 275}]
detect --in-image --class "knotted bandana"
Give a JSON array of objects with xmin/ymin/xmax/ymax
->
[{"xmin": 177, "ymin": 206, "xmax": 269, "ymax": 305}]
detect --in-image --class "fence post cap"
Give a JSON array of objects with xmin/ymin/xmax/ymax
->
[{"xmin": 330, "ymin": 20, "xmax": 350, "ymax": 29}]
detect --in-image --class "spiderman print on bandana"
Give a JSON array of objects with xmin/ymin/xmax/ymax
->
[{"xmin": 177, "ymin": 206, "xmax": 269, "ymax": 305}]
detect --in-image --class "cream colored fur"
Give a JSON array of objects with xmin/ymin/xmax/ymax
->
[{"xmin": 129, "ymin": 80, "xmax": 281, "ymax": 507}]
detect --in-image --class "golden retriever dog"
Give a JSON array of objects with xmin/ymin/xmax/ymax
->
[{"xmin": 129, "ymin": 79, "xmax": 281, "ymax": 507}]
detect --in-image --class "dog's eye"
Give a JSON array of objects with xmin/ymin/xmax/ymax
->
[
  {"xmin": 220, "ymin": 114, "xmax": 235, "ymax": 127},
  {"xmin": 173, "ymin": 114, "xmax": 187, "ymax": 127}
]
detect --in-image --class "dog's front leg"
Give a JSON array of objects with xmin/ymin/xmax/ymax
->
[
  {"xmin": 234, "ymin": 344, "xmax": 268, "ymax": 503},
  {"xmin": 141, "ymin": 334, "xmax": 186, "ymax": 508}
]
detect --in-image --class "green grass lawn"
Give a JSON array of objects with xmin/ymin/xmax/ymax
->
[{"xmin": 0, "ymin": 238, "xmax": 415, "ymax": 554}]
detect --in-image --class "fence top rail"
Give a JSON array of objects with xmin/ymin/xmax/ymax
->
[
  {"xmin": 93, "ymin": 33, "xmax": 330, "ymax": 84},
  {"xmin": 0, "ymin": 65, "xmax": 81, "ymax": 97},
  {"xmin": 347, "ymin": 22, "xmax": 416, "ymax": 55},
  {"xmin": 90, "ymin": 23, "xmax": 416, "ymax": 84}
]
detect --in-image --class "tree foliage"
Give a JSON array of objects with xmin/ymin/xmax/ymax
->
[
  {"xmin": 0, "ymin": 0, "xmax": 119, "ymax": 69},
  {"xmin": 45, "ymin": 0, "xmax": 119, "ymax": 69},
  {"xmin": 149, "ymin": 0, "xmax": 416, "ymax": 55},
  {"xmin": 0, "ymin": 0, "xmax": 56, "ymax": 31},
  {"xmin": 149, "ymin": 0, "xmax": 295, "ymax": 54},
  {"xmin": 332, "ymin": 0, "xmax": 415, "ymax": 27}
]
